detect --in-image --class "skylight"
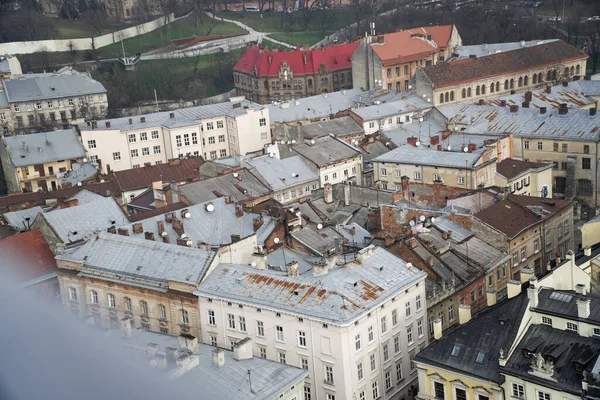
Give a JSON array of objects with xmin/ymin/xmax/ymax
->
[
  {"xmin": 549, "ymin": 292, "xmax": 573, "ymax": 303},
  {"xmin": 451, "ymin": 345, "xmax": 461, "ymax": 357},
  {"xmin": 475, "ymin": 351, "xmax": 485, "ymax": 364}
]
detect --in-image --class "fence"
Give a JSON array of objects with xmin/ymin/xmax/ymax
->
[{"xmin": 0, "ymin": 12, "xmax": 179, "ymax": 55}]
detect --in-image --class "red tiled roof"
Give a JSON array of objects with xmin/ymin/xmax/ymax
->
[
  {"xmin": 233, "ymin": 42, "xmax": 359, "ymax": 77},
  {"xmin": 113, "ymin": 158, "xmax": 204, "ymax": 191},
  {"xmin": 0, "ymin": 229, "xmax": 57, "ymax": 282},
  {"xmin": 371, "ymin": 25, "xmax": 454, "ymax": 66},
  {"xmin": 496, "ymin": 158, "xmax": 551, "ymax": 180},
  {"xmin": 424, "ymin": 40, "xmax": 588, "ymax": 88},
  {"xmin": 474, "ymin": 194, "xmax": 572, "ymax": 239}
]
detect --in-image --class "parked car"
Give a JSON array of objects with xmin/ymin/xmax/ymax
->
[
  {"xmin": 587, "ymin": 16, "xmax": 600, "ymax": 21},
  {"xmin": 549, "ymin": 16, "xmax": 562, "ymax": 22}
]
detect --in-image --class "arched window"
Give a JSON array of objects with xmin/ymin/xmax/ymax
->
[
  {"xmin": 533, "ymin": 74, "xmax": 537, "ymax": 84},
  {"xmin": 570, "ymin": 66, "xmax": 575, "ymax": 75},
  {"xmin": 496, "ymin": 82, "xmax": 500, "ymax": 92},
  {"xmin": 518, "ymin": 77, "xmax": 523, "ymax": 87},
  {"xmin": 546, "ymin": 71, "xmax": 552, "ymax": 81},
  {"xmin": 524, "ymin": 75, "xmax": 528, "ymax": 86},
  {"xmin": 159, "ymin": 304, "xmax": 167, "ymax": 319},
  {"xmin": 538, "ymin": 72, "xmax": 543, "ymax": 83},
  {"xmin": 504, "ymin": 80, "xmax": 509, "ymax": 90},
  {"xmin": 140, "ymin": 300, "xmax": 148, "ymax": 315},
  {"xmin": 182, "ymin": 310, "xmax": 189, "ymax": 325},
  {"xmin": 564, "ymin": 67, "xmax": 570, "ymax": 77},
  {"xmin": 510, "ymin": 79, "xmax": 514, "ymax": 89},
  {"xmin": 552, "ymin": 70, "xmax": 557, "ymax": 80},
  {"xmin": 462, "ymin": 88, "xmax": 466, "ymax": 99},
  {"xmin": 476, "ymin": 86, "xmax": 480, "ymax": 96},
  {"xmin": 124, "ymin": 297, "xmax": 132, "ymax": 311},
  {"xmin": 576, "ymin": 65, "xmax": 581, "ymax": 75},
  {"xmin": 90, "ymin": 290, "xmax": 98, "ymax": 304},
  {"xmin": 482, "ymin": 84, "xmax": 486, "ymax": 95},
  {"xmin": 445, "ymin": 92, "xmax": 449, "ymax": 102},
  {"xmin": 490, "ymin": 83, "xmax": 495, "ymax": 93},
  {"xmin": 108, "ymin": 294, "xmax": 116, "ymax": 308},
  {"xmin": 440, "ymin": 93, "xmax": 444, "ymax": 103},
  {"xmin": 450, "ymin": 91, "xmax": 454, "ymax": 101},
  {"xmin": 467, "ymin": 87, "xmax": 472, "ymax": 97}
]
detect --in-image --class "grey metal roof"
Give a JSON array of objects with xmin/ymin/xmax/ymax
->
[
  {"xmin": 292, "ymin": 136, "xmax": 361, "ymax": 167},
  {"xmin": 2, "ymin": 206, "xmax": 43, "ymax": 231},
  {"xmin": 118, "ymin": 197, "xmax": 274, "ymax": 247},
  {"xmin": 432, "ymin": 216, "xmax": 474, "ymax": 243},
  {"xmin": 245, "ymin": 155, "xmax": 318, "ymax": 192},
  {"xmin": 57, "ymin": 231, "xmax": 215, "ymax": 285},
  {"xmin": 116, "ymin": 329, "xmax": 308, "ymax": 400},
  {"xmin": 68, "ymin": 188, "xmax": 107, "ymax": 205},
  {"xmin": 373, "ymin": 146, "xmax": 484, "ymax": 169},
  {"xmin": 79, "ymin": 100, "xmax": 264, "ymax": 132},
  {"xmin": 4, "ymin": 69, "xmax": 106, "ymax": 102},
  {"xmin": 195, "ymin": 245, "xmax": 427, "ymax": 324},
  {"xmin": 535, "ymin": 288, "xmax": 600, "ymax": 323},
  {"xmin": 299, "ymin": 116, "xmax": 364, "ymax": 138},
  {"xmin": 3, "ymin": 129, "xmax": 85, "ymax": 167},
  {"xmin": 571, "ymin": 79, "xmax": 600, "ymax": 96},
  {"xmin": 502, "ymin": 324, "xmax": 600, "ymax": 395},
  {"xmin": 335, "ymin": 223, "xmax": 373, "ymax": 248},
  {"xmin": 415, "ymin": 293, "xmax": 530, "ymax": 383},
  {"xmin": 450, "ymin": 39, "xmax": 558, "ymax": 61},
  {"xmin": 483, "ymin": 82, "xmax": 596, "ymax": 109},
  {"xmin": 439, "ymin": 104, "xmax": 600, "ymax": 142},
  {"xmin": 62, "ymin": 162, "xmax": 99, "ymax": 186},
  {"xmin": 267, "ymin": 247, "xmax": 320, "ymax": 275},
  {"xmin": 351, "ymin": 95, "xmax": 432, "ymax": 121},
  {"xmin": 290, "ymin": 225, "xmax": 341, "ymax": 256},
  {"xmin": 0, "ymin": 59, "xmax": 10, "ymax": 73},
  {"xmin": 42, "ymin": 196, "xmax": 128, "ymax": 243},
  {"xmin": 0, "ymin": 90, "xmax": 8, "ymax": 108},
  {"xmin": 267, "ymin": 88, "xmax": 363, "ymax": 123},
  {"xmin": 352, "ymin": 88, "xmax": 412, "ymax": 106},
  {"xmin": 178, "ymin": 169, "xmax": 270, "ymax": 205}
]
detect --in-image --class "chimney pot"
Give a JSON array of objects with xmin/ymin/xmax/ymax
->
[
  {"xmin": 458, "ymin": 304, "xmax": 471, "ymax": 325},
  {"xmin": 577, "ymin": 297, "xmax": 591, "ymax": 319},
  {"xmin": 433, "ymin": 318, "xmax": 442, "ymax": 340},
  {"xmin": 576, "ymin": 283, "xmax": 587, "ymax": 295},
  {"xmin": 430, "ymin": 135, "xmax": 440, "ymax": 146}
]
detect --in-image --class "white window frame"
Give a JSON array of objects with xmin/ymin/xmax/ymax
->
[{"xmin": 298, "ymin": 330, "xmax": 307, "ymax": 348}]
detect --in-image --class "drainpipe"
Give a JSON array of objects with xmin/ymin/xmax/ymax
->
[
  {"xmin": 309, "ymin": 319, "xmax": 319, "ymax": 400},
  {"xmin": 595, "ymin": 141, "xmax": 598, "ymax": 208}
]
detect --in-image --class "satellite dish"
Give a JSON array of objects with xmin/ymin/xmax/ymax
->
[
  {"xmin": 83, "ymin": 157, "xmax": 88, "ymax": 163},
  {"xmin": 416, "ymin": 140, "xmax": 421, "ymax": 146},
  {"xmin": 206, "ymin": 204, "xmax": 215, "ymax": 212},
  {"xmin": 186, "ymin": 240, "xmax": 193, "ymax": 247},
  {"xmin": 408, "ymin": 85, "xmax": 412, "ymax": 90},
  {"xmin": 291, "ymin": 139, "xmax": 296, "ymax": 144},
  {"xmin": 184, "ymin": 212, "xmax": 191, "ymax": 219},
  {"xmin": 419, "ymin": 117, "xmax": 424, "ymax": 123},
  {"xmin": 317, "ymin": 223, "xmax": 323, "ymax": 230},
  {"xmin": 287, "ymin": 141, "xmax": 291, "ymax": 145},
  {"xmin": 454, "ymin": 126, "xmax": 459, "ymax": 131},
  {"xmin": 100, "ymin": 179, "xmax": 105, "ymax": 183},
  {"xmin": 149, "ymin": 360, "xmax": 158, "ymax": 368},
  {"xmin": 280, "ymin": 140, "xmax": 285, "ymax": 145},
  {"xmin": 161, "ymin": 231, "xmax": 168, "ymax": 237},
  {"xmin": 447, "ymin": 145, "xmax": 452, "ymax": 151},
  {"xmin": 463, "ymin": 146, "xmax": 468, "ymax": 152},
  {"xmin": 419, "ymin": 215, "xmax": 426, "ymax": 222},
  {"xmin": 269, "ymin": 152, "xmax": 275, "ymax": 157},
  {"xmin": 233, "ymin": 172, "xmax": 239, "ymax": 178},
  {"xmin": 274, "ymin": 237, "xmax": 280, "ymax": 244},
  {"xmin": 431, "ymin": 217, "xmax": 436, "ymax": 223},
  {"xmin": 427, "ymin": 98, "xmax": 431, "ymax": 103},
  {"xmin": 310, "ymin": 139, "xmax": 316, "ymax": 145},
  {"xmin": 422, "ymin": 94, "xmax": 426, "ymax": 98},
  {"xmin": 409, "ymin": 220, "xmax": 415, "ymax": 227},
  {"xmin": 77, "ymin": 182, "xmax": 82, "ymax": 187},
  {"xmin": 250, "ymin": 261, "xmax": 257, "ymax": 267}
]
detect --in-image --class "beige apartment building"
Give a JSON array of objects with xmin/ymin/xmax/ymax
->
[
  {"xmin": 495, "ymin": 158, "xmax": 553, "ymax": 198},
  {"xmin": 0, "ymin": 129, "xmax": 85, "ymax": 193},
  {"xmin": 416, "ymin": 40, "xmax": 588, "ymax": 107},
  {"xmin": 1, "ymin": 67, "xmax": 107, "ymax": 135},
  {"xmin": 352, "ymin": 25, "xmax": 462, "ymax": 92},
  {"xmin": 80, "ymin": 98, "xmax": 270, "ymax": 173},
  {"xmin": 372, "ymin": 146, "xmax": 498, "ymax": 190}
]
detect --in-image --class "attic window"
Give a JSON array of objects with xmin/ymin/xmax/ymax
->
[
  {"xmin": 451, "ymin": 345, "xmax": 461, "ymax": 357},
  {"xmin": 475, "ymin": 351, "xmax": 485, "ymax": 364}
]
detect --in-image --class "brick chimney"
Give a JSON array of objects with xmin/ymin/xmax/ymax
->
[
  {"xmin": 590, "ymin": 108, "xmax": 597, "ymax": 116},
  {"xmin": 430, "ymin": 135, "xmax": 440, "ymax": 146},
  {"xmin": 522, "ymin": 101, "xmax": 530, "ymax": 108},
  {"xmin": 235, "ymin": 204, "xmax": 244, "ymax": 218},
  {"xmin": 117, "ymin": 227, "xmax": 129, "ymax": 236},
  {"xmin": 253, "ymin": 215, "xmax": 264, "ymax": 232},
  {"xmin": 105, "ymin": 121, "xmax": 111, "ymax": 128},
  {"xmin": 509, "ymin": 105, "xmax": 519, "ymax": 113},
  {"xmin": 407, "ymin": 137, "xmax": 419, "ymax": 147},
  {"xmin": 60, "ymin": 198, "xmax": 79, "ymax": 208},
  {"xmin": 524, "ymin": 91, "xmax": 533, "ymax": 102},
  {"xmin": 500, "ymin": 100, "xmax": 507, "ymax": 107},
  {"xmin": 468, "ymin": 143, "xmax": 477, "ymax": 153},
  {"xmin": 558, "ymin": 103, "xmax": 568, "ymax": 115},
  {"xmin": 172, "ymin": 218, "xmax": 184, "ymax": 237},
  {"xmin": 144, "ymin": 231, "xmax": 155, "ymax": 241},
  {"xmin": 132, "ymin": 223, "xmax": 143, "ymax": 234},
  {"xmin": 107, "ymin": 226, "xmax": 116, "ymax": 234},
  {"xmin": 442, "ymin": 130, "xmax": 451, "ymax": 140},
  {"xmin": 540, "ymin": 107, "xmax": 547, "ymax": 114}
]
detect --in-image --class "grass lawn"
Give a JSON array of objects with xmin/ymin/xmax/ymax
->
[
  {"xmin": 96, "ymin": 14, "xmax": 247, "ymax": 58},
  {"xmin": 269, "ymin": 31, "xmax": 334, "ymax": 46},
  {"xmin": 216, "ymin": 8, "xmax": 358, "ymax": 33},
  {"xmin": 50, "ymin": 18, "xmax": 132, "ymax": 39}
]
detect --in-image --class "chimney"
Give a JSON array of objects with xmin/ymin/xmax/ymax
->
[
  {"xmin": 107, "ymin": 226, "xmax": 117, "ymax": 234},
  {"xmin": 324, "ymin": 183, "xmax": 333, "ymax": 204},
  {"xmin": 157, "ymin": 220, "xmax": 165, "ymax": 236},
  {"xmin": 486, "ymin": 288, "xmax": 497, "ymax": 307},
  {"xmin": 522, "ymin": 101, "xmax": 530, "ymax": 108},
  {"xmin": 180, "ymin": 209, "xmax": 190, "ymax": 219},
  {"xmin": 253, "ymin": 215, "xmax": 264, "ymax": 232},
  {"xmin": 458, "ymin": 304, "xmax": 471, "ymax": 325},
  {"xmin": 427, "ymin": 256, "xmax": 434, "ymax": 267},
  {"xmin": 468, "ymin": 143, "xmax": 477, "ymax": 153},
  {"xmin": 478, "ymin": 99, "xmax": 485, "ymax": 105},
  {"xmin": 442, "ymin": 130, "xmax": 451, "ymax": 140},
  {"xmin": 562, "ymin": 81, "xmax": 569, "ymax": 87},
  {"xmin": 172, "ymin": 218, "xmax": 184, "ymax": 237},
  {"xmin": 401, "ymin": 175, "xmax": 410, "ymax": 192},
  {"xmin": 303, "ymin": 53, "xmax": 307, "ymax": 64},
  {"xmin": 590, "ymin": 108, "xmax": 597, "ymax": 116},
  {"xmin": 144, "ymin": 231, "xmax": 155, "ymax": 241},
  {"xmin": 132, "ymin": 222, "xmax": 143, "ymax": 234},
  {"xmin": 165, "ymin": 212, "xmax": 173, "ymax": 223},
  {"xmin": 509, "ymin": 105, "xmax": 519, "ymax": 113},
  {"xmin": 576, "ymin": 283, "xmax": 587, "ymax": 295},
  {"xmin": 469, "ymin": 54, "xmax": 477, "ymax": 59},
  {"xmin": 117, "ymin": 227, "xmax": 130, "ymax": 236},
  {"xmin": 437, "ymin": 144, "xmax": 442, "ymax": 151},
  {"xmin": 231, "ymin": 234, "xmax": 241, "ymax": 243},
  {"xmin": 169, "ymin": 112, "xmax": 175, "ymax": 119},
  {"xmin": 165, "ymin": 347, "xmax": 178, "ymax": 368},
  {"xmin": 105, "ymin": 121, "xmax": 111, "ymax": 128},
  {"xmin": 60, "ymin": 198, "xmax": 79, "ymax": 208},
  {"xmin": 163, "ymin": 235, "xmax": 170, "ymax": 244},
  {"xmin": 525, "ymin": 91, "xmax": 533, "ymax": 102},
  {"xmin": 178, "ymin": 334, "xmax": 198, "ymax": 354},
  {"xmin": 430, "ymin": 135, "xmax": 440, "ymax": 146},
  {"xmin": 233, "ymin": 337, "xmax": 253, "ymax": 361},
  {"xmin": 376, "ymin": 35, "xmax": 384, "ymax": 44},
  {"xmin": 520, "ymin": 268, "xmax": 533, "ymax": 284},
  {"xmin": 500, "ymin": 100, "xmax": 507, "ymax": 107},
  {"xmin": 212, "ymin": 347, "xmax": 225, "ymax": 367},
  {"xmin": 120, "ymin": 317, "xmax": 132, "ymax": 338},
  {"xmin": 128, "ymin": 118, "xmax": 132, "ymax": 125},
  {"xmin": 558, "ymin": 103, "xmax": 568, "ymax": 115},
  {"xmin": 433, "ymin": 318, "xmax": 443, "ymax": 340},
  {"xmin": 527, "ymin": 277, "xmax": 539, "ymax": 308},
  {"xmin": 312, "ymin": 260, "xmax": 328, "ymax": 277},
  {"xmin": 287, "ymin": 261, "xmax": 299, "ymax": 277},
  {"xmin": 268, "ymin": 55, "xmax": 272, "ymax": 64},
  {"xmin": 92, "ymin": 121, "xmax": 98, "ymax": 129},
  {"xmin": 540, "ymin": 107, "xmax": 547, "ymax": 115},
  {"xmin": 344, "ymin": 183, "xmax": 351, "ymax": 206},
  {"xmin": 146, "ymin": 343, "xmax": 159, "ymax": 358},
  {"xmin": 577, "ymin": 297, "xmax": 591, "ymax": 319},
  {"xmin": 407, "ymin": 137, "xmax": 419, "ymax": 147},
  {"xmin": 140, "ymin": 116, "xmax": 146, "ymax": 123},
  {"xmin": 584, "ymin": 247, "xmax": 592, "ymax": 257},
  {"xmin": 507, "ymin": 280, "xmax": 521, "ymax": 299},
  {"xmin": 235, "ymin": 204, "xmax": 243, "ymax": 218},
  {"xmin": 176, "ymin": 238, "xmax": 189, "ymax": 247}
]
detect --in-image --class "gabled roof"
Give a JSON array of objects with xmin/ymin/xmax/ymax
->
[
  {"xmin": 2, "ymin": 206, "xmax": 43, "ymax": 231},
  {"xmin": 350, "ymin": 95, "xmax": 432, "ymax": 121},
  {"xmin": 0, "ymin": 229, "xmax": 57, "ymax": 283},
  {"xmin": 290, "ymin": 225, "xmax": 342, "ymax": 256},
  {"xmin": 233, "ymin": 42, "xmax": 359, "ymax": 77},
  {"xmin": 370, "ymin": 25, "xmax": 454, "ymax": 66},
  {"xmin": 496, "ymin": 158, "xmax": 551, "ymax": 180},
  {"xmin": 292, "ymin": 136, "xmax": 361, "ymax": 167},
  {"xmin": 424, "ymin": 40, "xmax": 587, "ymax": 88},
  {"xmin": 415, "ymin": 292, "xmax": 530, "ymax": 382},
  {"xmin": 195, "ymin": 245, "xmax": 427, "ymax": 324},
  {"xmin": 450, "ymin": 39, "xmax": 558, "ymax": 61},
  {"xmin": 245, "ymin": 155, "xmax": 318, "ymax": 192},
  {"xmin": 112, "ymin": 158, "xmax": 203, "ymax": 192},
  {"xmin": 299, "ymin": 116, "xmax": 364, "ymax": 138},
  {"xmin": 3, "ymin": 129, "xmax": 85, "ymax": 167},
  {"xmin": 57, "ymin": 232, "xmax": 216, "ymax": 286},
  {"xmin": 474, "ymin": 195, "xmax": 572, "ymax": 239}
]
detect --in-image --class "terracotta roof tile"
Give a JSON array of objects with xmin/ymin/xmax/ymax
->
[
  {"xmin": 233, "ymin": 42, "xmax": 359, "ymax": 77},
  {"xmin": 113, "ymin": 158, "xmax": 203, "ymax": 191},
  {"xmin": 0, "ymin": 229, "xmax": 57, "ymax": 282},
  {"xmin": 424, "ymin": 40, "xmax": 588, "ymax": 88},
  {"xmin": 496, "ymin": 158, "xmax": 551, "ymax": 180}
]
